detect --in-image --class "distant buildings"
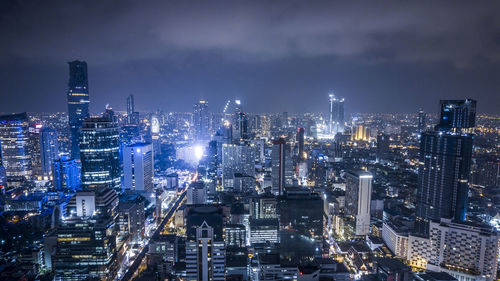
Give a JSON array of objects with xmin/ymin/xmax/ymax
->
[
  {"xmin": 67, "ymin": 60, "xmax": 90, "ymax": 160},
  {"xmin": 193, "ymin": 100, "xmax": 210, "ymax": 141},
  {"xmin": 329, "ymin": 93, "xmax": 345, "ymax": 135},
  {"xmin": 79, "ymin": 117, "xmax": 121, "ymax": 190},
  {"xmin": 222, "ymin": 143, "xmax": 255, "ymax": 190}
]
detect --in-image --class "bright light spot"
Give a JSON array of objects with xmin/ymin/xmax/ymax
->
[
  {"xmin": 235, "ymin": 99, "xmax": 241, "ymax": 105},
  {"xmin": 194, "ymin": 145, "xmax": 204, "ymax": 160},
  {"xmin": 136, "ymin": 148, "xmax": 141, "ymax": 153}
]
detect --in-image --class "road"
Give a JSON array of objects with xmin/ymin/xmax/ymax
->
[{"xmin": 120, "ymin": 190, "xmax": 186, "ymax": 281}]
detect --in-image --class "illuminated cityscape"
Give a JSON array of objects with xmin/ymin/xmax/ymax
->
[{"xmin": 0, "ymin": 2, "xmax": 500, "ymax": 281}]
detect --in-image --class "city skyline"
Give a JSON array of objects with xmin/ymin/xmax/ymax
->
[{"xmin": 1, "ymin": 1, "xmax": 500, "ymax": 114}]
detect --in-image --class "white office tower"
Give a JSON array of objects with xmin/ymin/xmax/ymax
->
[
  {"xmin": 408, "ymin": 218, "xmax": 500, "ymax": 281},
  {"xmin": 187, "ymin": 182, "xmax": 207, "ymax": 205},
  {"xmin": 328, "ymin": 93, "xmax": 345, "ymax": 135},
  {"xmin": 222, "ymin": 143, "xmax": 255, "ymax": 190},
  {"xmin": 186, "ymin": 221, "xmax": 225, "ymax": 281},
  {"xmin": 345, "ymin": 170, "xmax": 372, "ymax": 236},
  {"xmin": 123, "ymin": 143, "xmax": 154, "ymax": 192}
]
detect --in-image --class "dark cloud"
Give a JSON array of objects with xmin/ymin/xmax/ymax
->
[{"xmin": 0, "ymin": 0, "xmax": 499, "ymax": 113}]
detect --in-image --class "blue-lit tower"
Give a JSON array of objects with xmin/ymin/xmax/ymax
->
[{"xmin": 67, "ymin": 60, "xmax": 90, "ymax": 160}]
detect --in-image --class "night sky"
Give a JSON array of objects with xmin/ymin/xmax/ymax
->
[{"xmin": 1, "ymin": 1, "xmax": 499, "ymax": 114}]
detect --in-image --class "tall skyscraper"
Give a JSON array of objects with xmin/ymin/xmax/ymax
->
[
  {"xmin": 415, "ymin": 132, "xmax": 473, "ymax": 231},
  {"xmin": 296, "ymin": 127, "xmax": 305, "ymax": 160},
  {"xmin": 415, "ymin": 99, "xmax": 476, "ymax": 236},
  {"xmin": 271, "ymin": 139, "xmax": 286, "ymax": 195},
  {"xmin": 126, "ymin": 94, "xmax": 139, "ymax": 124},
  {"xmin": 185, "ymin": 206, "xmax": 225, "ymax": 281},
  {"xmin": 436, "ymin": 99, "xmax": 476, "ymax": 131},
  {"xmin": 328, "ymin": 93, "xmax": 345, "ymax": 135},
  {"xmin": 40, "ymin": 127, "xmax": 59, "ymax": 177},
  {"xmin": 417, "ymin": 109, "xmax": 426, "ymax": 133},
  {"xmin": 0, "ymin": 113, "xmax": 31, "ymax": 183},
  {"xmin": 238, "ymin": 112, "xmax": 249, "ymax": 140},
  {"xmin": 79, "ymin": 118, "xmax": 121, "ymax": 190},
  {"xmin": 123, "ymin": 142, "xmax": 154, "ymax": 192},
  {"xmin": 67, "ymin": 60, "xmax": 90, "ymax": 159},
  {"xmin": 344, "ymin": 170, "xmax": 372, "ymax": 236},
  {"xmin": 222, "ymin": 143, "xmax": 256, "ymax": 190},
  {"xmin": 193, "ymin": 100, "xmax": 210, "ymax": 141}
]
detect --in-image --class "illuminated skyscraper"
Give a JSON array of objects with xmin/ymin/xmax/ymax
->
[
  {"xmin": 67, "ymin": 60, "xmax": 90, "ymax": 159},
  {"xmin": 328, "ymin": 93, "xmax": 345, "ymax": 135},
  {"xmin": 79, "ymin": 118, "xmax": 121, "ymax": 190},
  {"xmin": 345, "ymin": 170, "xmax": 372, "ymax": 236},
  {"xmin": 126, "ymin": 94, "xmax": 139, "ymax": 124},
  {"xmin": 53, "ymin": 155, "xmax": 81, "ymax": 192},
  {"xmin": 123, "ymin": 143, "xmax": 154, "ymax": 192},
  {"xmin": 193, "ymin": 100, "xmax": 210, "ymax": 141},
  {"xmin": 296, "ymin": 127, "xmax": 305, "ymax": 160},
  {"xmin": 436, "ymin": 99, "xmax": 476, "ymax": 131},
  {"xmin": 417, "ymin": 109, "xmax": 426, "ymax": 133},
  {"xmin": 0, "ymin": 113, "xmax": 31, "ymax": 183}
]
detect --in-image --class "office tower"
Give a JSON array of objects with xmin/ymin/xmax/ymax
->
[
  {"xmin": 271, "ymin": 139, "xmax": 286, "ymax": 195},
  {"xmin": 249, "ymin": 218, "xmax": 279, "ymax": 245},
  {"xmin": 187, "ymin": 181, "xmax": 207, "ymax": 204},
  {"xmin": 53, "ymin": 216, "xmax": 117, "ymax": 280},
  {"xmin": 53, "ymin": 155, "xmax": 81, "ymax": 191},
  {"xmin": 117, "ymin": 201, "xmax": 145, "ymax": 242},
  {"xmin": 279, "ymin": 189, "xmax": 323, "ymax": 263},
  {"xmin": 103, "ymin": 105, "xmax": 116, "ymax": 123},
  {"xmin": 67, "ymin": 60, "xmax": 90, "ymax": 160},
  {"xmin": 415, "ymin": 132, "xmax": 473, "ymax": 232},
  {"xmin": 28, "ymin": 124, "xmax": 43, "ymax": 177},
  {"xmin": 186, "ymin": 206, "xmax": 225, "ymax": 281},
  {"xmin": 345, "ymin": 170, "xmax": 372, "ymax": 236},
  {"xmin": 40, "ymin": 127, "xmax": 59, "ymax": 177},
  {"xmin": 0, "ymin": 141, "xmax": 5, "ymax": 186},
  {"xmin": 376, "ymin": 133, "xmax": 390, "ymax": 161},
  {"xmin": 328, "ymin": 93, "xmax": 345, "ymax": 135},
  {"xmin": 238, "ymin": 112, "xmax": 248, "ymax": 140},
  {"xmin": 418, "ymin": 109, "xmax": 426, "ymax": 133},
  {"xmin": 225, "ymin": 224, "xmax": 246, "ymax": 248},
  {"xmin": 436, "ymin": 99, "xmax": 476, "ymax": 131},
  {"xmin": 221, "ymin": 143, "xmax": 255, "ymax": 190},
  {"xmin": 0, "ymin": 113, "xmax": 31, "ymax": 183},
  {"xmin": 251, "ymin": 194, "xmax": 278, "ymax": 219},
  {"xmin": 193, "ymin": 100, "xmax": 210, "ymax": 141},
  {"xmin": 408, "ymin": 218, "xmax": 499, "ymax": 281},
  {"xmin": 296, "ymin": 127, "xmax": 305, "ymax": 160},
  {"xmin": 123, "ymin": 143, "xmax": 154, "ymax": 192},
  {"xmin": 126, "ymin": 94, "xmax": 140, "ymax": 124},
  {"xmin": 79, "ymin": 118, "xmax": 121, "ymax": 190}
]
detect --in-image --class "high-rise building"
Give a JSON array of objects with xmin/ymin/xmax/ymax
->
[
  {"xmin": 123, "ymin": 142, "xmax": 154, "ymax": 192},
  {"xmin": 271, "ymin": 139, "xmax": 286, "ymax": 195},
  {"xmin": 408, "ymin": 218, "xmax": 499, "ymax": 281},
  {"xmin": 187, "ymin": 181, "xmax": 207, "ymax": 205},
  {"xmin": 185, "ymin": 206, "xmax": 225, "ymax": 281},
  {"xmin": 222, "ymin": 143, "xmax": 255, "ymax": 190},
  {"xmin": 40, "ymin": 127, "xmax": 59, "ymax": 177},
  {"xmin": 376, "ymin": 133, "xmax": 390, "ymax": 161},
  {"xmin": 67, "ymin": 60, "xmax": 90, "ymax": 160},
  {"xmin": 328, "ymin": 93, "xmax": 345, "ymax": 135},
  {"xmin": 79, "ymin": 118, "xmax": 121, "ymax": 190},
  {"xmin": 418, "ymin": 109, "xmax": 426, "ymax": 133},
  {"xmin": 238, "ymin": 112, "xmax": 249, "ymax": 140},
  {"xmin": 53, "ymin": 216, "xmax": 117, "ymax": 280},
  {"xmin": 193, "ymin": 100, "xmax": 210, "ymax": 141},
  {"xmin": 344, "ymin": 170, "xmax": 372, "ymax": 236},
  {"xmin": 0, "ymin": 113, "xmax": 31, "ymax": 183},
  {"xmin": 28, "ymin": 124, "xmax": 43, "ymax": 178},
  {"xmin": 415, "ymin": 132, "xmax": 473, "ymax": 233},
  {"xmin": 296, "ymin": 127, "xmax": 305, "ymax": 160},
  {"xmin": 53, "ymin": 155, "xmax": 81, "ymax": 191},
  {"xmin": 436, "ymin": 99, "xmax": 476, "ymax": 131}
]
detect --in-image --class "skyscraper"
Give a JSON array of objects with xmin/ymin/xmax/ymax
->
[
  {"xmin": 415, "ymin": 132, "xmax": 473, "ymax": 231},
  {"xmin": 344, "ymin": 170, "xmax": 372, "ymax": 236},
  {"xmin": 271, "ymin": 139, "xmax": 286, "ymax": 195},
  {"xmin": 222, "ymin": 143, "xmax": 256, "ymax": 190},
  {"xmin": 67, "ymin": 60, "xmax": 90, "ymax": 159},
  {"xmin": 126, "ymin": 94, "xmax": 139, "ymax": 124},
  {"xmin": 415, "ymin": 99, "xmax": 476, "ymax": 236},
  {"xmin": 417, "ymin": 109, "xmax": 426, "ymax": 133},
  {"xmin": 40, "ymin": 127, "xmax": 59, "ymax": 177},
  {"xmin": 193, "ymin": 100, "xmax": 210, "ymax": 141},
  {"xmin": 328, "ymin": 93, "xmax": 345, "ymax": 135},
  {"xmin": 53, "ymin": 155, "xmax": 81, "ymax": 191},
  {"xmin": 436, "ymin": 99, "xmax": 476, "ymax": 131},
  {"xmin": 296, "ymin": 127, "xmax": 305, "ymax": 160},
  {"xmin": 0, "ymin": 113, "xmax": 31, "ymax": 183},
  {"xmin": 123, "ymin": 142, "xmax": 154, "ymax": 192},
  {"xmin": 79, "ymin": 118, "xmax": 121, "ymax": 190}
]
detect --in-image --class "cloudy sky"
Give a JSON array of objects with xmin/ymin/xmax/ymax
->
[{"xmin": 1, "ymin": 1, "xmax": 499, "ymax": 114}]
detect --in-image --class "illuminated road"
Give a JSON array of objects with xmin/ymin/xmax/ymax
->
[{"xmin": 120, "ymin": 189, "xmax": 186, "ymax": 281}]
